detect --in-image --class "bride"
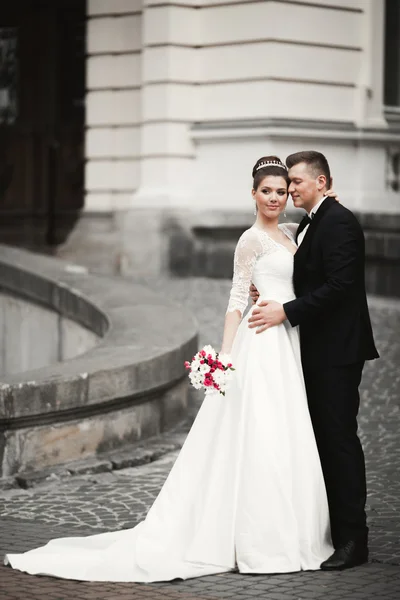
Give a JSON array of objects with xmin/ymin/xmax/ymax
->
[{"xmin": 4, "ymin": 156, "xmax": 334, "ymax": 582}]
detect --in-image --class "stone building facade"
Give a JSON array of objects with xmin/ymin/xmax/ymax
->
[{"xmin": 1, "ymin": 0, "xmax": 399, "ymax": 294}]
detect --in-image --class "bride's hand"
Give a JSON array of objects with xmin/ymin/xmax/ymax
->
[
  {"xmin": 249, "ymin": 283, "xmax": 260, "ymax": 304},
  {"xmin": 218, "ymin": 352, "xmax": 232, "ymax": 364},
  {"xmin": 326, "ymin": 188, "xmax": 339, "ymax": 202}
]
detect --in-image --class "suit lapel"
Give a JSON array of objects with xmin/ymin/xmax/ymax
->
[{"xmin": 294, "ymin": 197, "xmax": 337, "ymax": 268}]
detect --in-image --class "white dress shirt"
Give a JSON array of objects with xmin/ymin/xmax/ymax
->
[{"xmin": 297, "ymin": 196, "xmax": 328, "ymax": 246}]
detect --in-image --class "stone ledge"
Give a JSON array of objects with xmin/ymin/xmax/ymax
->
[
  {"xmin": 10, "ymin": 430, "xmax": 187, "ymax": 490},
  {"xmin": 0, "ymin": 245, "xmax": 198, "ymax": 477}
]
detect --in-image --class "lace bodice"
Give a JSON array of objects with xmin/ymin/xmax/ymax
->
[{"xmin": 226, "ymin": 224, "xmax": 298, "ymax": 315}]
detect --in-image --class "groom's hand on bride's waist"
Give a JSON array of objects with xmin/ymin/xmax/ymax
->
[{"xmin": 248, "ymin": 301, "xmax": 286, "ymax": 334}]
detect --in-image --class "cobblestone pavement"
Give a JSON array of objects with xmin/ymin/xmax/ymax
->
[{"xmin": 0, "ymin": 278, "xmax": 400, "ymax": 599}]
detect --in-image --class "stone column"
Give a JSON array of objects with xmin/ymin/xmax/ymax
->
[
  {"xmin": 119, "ymin": 0, "xmax": 199, "ymax": 276},
  {"xmin": 85, "ymin": 0, "xmax": 142, "ymax": 212},
  {"xmin": 355, "ymin": 0, "xmax": 386, "ymax": 129},
  {"xmin": 353, "ymin": 0, "xmax": 397, "ymax": 211}
]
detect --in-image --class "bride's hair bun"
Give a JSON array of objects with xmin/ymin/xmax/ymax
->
[{"xmin": 252, "ymin": 155, "xmax": 289, "ymax": 189}]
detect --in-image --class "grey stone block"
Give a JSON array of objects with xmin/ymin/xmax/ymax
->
[
  {"xmin": 15, "ymin": 466, "xmax": 71, "ymax": 489},
  {"xmin": 66, "ymin": 458, "xmax": 113, "ymax": 476},
  {"xmin": 0, "ymin": 476, "xmax": 18, "ymax": 491}
]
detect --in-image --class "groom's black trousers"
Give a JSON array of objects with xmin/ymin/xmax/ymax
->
[{"xmin": 303, "ymin": 361, "xmax": 367, "ymax": 548}]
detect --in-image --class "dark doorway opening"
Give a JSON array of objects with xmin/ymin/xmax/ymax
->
[{"xmin": 0, "ymin": 0, "xmax": 86, "ymax": 250}]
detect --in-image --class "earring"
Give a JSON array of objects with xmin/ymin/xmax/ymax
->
[{"xmin": 283, "ymin": 204, "xmax": 287, "ymax": 218}]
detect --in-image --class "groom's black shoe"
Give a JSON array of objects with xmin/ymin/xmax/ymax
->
[{"xmin": 320, "ymin": 541, "xmax": 368, "ymax": 570}]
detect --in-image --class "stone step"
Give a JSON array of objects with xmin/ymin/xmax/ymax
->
[{"xmin": 9, "ymin": 428, "xmax": 189, "ymax": 490}]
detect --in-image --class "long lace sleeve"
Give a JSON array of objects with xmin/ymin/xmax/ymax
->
[{"xmin": 226, "ymin": 229, "xmax": 263, "ymax": 316}]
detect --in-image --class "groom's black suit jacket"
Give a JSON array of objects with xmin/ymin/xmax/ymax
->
[{"xmin": 283, "ymin": 197, "xmax": 379, "ymax": 369}]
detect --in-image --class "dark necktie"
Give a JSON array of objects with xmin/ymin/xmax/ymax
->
[
  {"xmin": 303, "ymin": 213, "xmax": 314, "ymax": 226},
  {"xmin": 296, "ymin": 213, "xmax": 314, "ymax": 243}
]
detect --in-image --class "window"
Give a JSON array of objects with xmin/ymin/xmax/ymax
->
[{"xmin": 384, "ymin": 0, "xmax": 400, "ymax": 109}]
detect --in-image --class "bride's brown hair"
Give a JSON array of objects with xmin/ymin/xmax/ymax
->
[{"xmin": 252, "ymin": 155, "xmax": 290, "ymax": 190}]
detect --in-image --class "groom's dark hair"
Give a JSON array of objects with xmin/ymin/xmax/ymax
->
[{"xmin": 286, "ymin": 151, "xmax": 331, "ymax": 187}]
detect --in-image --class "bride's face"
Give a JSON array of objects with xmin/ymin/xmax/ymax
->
[{"xmin": 252, "ymin": 176, "xmax": 288, "ymax": 218}]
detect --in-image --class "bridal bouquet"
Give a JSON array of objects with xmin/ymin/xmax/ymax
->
[{"xmin": 184, "ymin": 345, "xmax": 235, "ymax": 396}]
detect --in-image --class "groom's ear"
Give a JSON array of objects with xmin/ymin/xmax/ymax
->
[{"xmin": 317, "ymin": 174, "xmax": 327, "ymax": 191}]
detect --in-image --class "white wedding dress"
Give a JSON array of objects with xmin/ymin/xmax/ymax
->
[{"xmin": 5, "ymin": 224, "xmax": 333, "ymax": 582}]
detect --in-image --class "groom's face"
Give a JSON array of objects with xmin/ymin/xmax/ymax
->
[{"xmin": 288, "ymin": 162, "xmax": 321, "ymax": 211}]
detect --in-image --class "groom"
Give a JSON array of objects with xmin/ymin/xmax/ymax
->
[{"xmin": 249, "ymin": 151, "xmax": 379, "ymax": 570}]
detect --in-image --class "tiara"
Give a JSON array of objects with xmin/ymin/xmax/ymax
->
[{"xmin": 256, "ymin": 161, "xmax": 287, "ymax": 172}]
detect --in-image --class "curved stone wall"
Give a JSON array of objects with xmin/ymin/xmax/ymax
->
[
  {"xmin": 0, "ymin": 291, "xmax": 100, "ymax": 376},
  {"xmin": 0, "ymin": 245, "xmax": 198, "ymax": 478}
]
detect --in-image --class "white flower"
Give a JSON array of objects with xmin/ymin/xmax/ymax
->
[
  {"xmin": 199, "ymin": 363, "xmax": 209, "ymax": 374},
  {"xmin": 189, "ymin": 371, "xmax": 203, "ymax": 389},
  {"xmin": 191, "ymin": 358, "xmax": 201, "ymax": 371},
  {"xmin": 192, "ymin": 371, "xmax": 203, "ymax": 382},
  {"xmin": 202, "ymin": 345, "xmax": 216, "ymax": 359},
  {"xmin": 212, "ymin": 370, "xmax": 226, "ymax": 387}
]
